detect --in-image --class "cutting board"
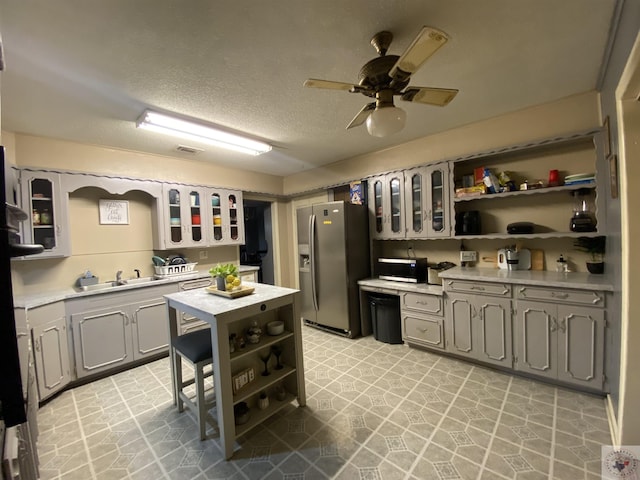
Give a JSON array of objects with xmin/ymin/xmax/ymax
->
[{"xmin": 530, "ymin": 249, "xmax": 544, "ymax": 271}]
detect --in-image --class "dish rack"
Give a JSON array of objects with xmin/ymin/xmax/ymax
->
[{"xmin": 154, "ymin": 262, "xmax": 198, "ymax": 276}]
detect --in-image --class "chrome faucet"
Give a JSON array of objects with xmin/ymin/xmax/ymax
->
[{"xmin": 115, "ymin": 270, "xmax": 126, "ymax": 285}]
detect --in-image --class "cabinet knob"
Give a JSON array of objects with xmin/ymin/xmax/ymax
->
[{"xmin": 260, "ymin": 304, "xmax": 267, "ymax": 311}]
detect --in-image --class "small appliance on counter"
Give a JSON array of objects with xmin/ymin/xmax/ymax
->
[
  {"xmin": 497, "ymin": 247, "xmax": 531, "ymax": 270},
  {"xmin": 455, "ymin": 210, "xmax": 481, "ymax": 235},
  {"xmin": 569, "ymin": 188, "xmax": 597, "ymax": 232},
  {"xmin": 377, "ymin": 257, "xmax": 428, "ymax": 283}
]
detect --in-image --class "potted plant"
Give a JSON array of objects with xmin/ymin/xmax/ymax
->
[
  {"xmin": 573, "ymin": 236, "xmax": 606, "ymax": 274},
  {"xmin": 209, "ymin": 263, "xmax": 239, "ymax": 291}
]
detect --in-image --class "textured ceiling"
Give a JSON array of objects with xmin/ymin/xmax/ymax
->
[{"xmin": 0, "ymin": 1, "xmax": 617, "ymax": 177}]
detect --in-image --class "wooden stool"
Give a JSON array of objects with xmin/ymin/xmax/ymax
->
[{"xmin": 171, "ymin": 328, "xmax": 214, "ymax": 440}]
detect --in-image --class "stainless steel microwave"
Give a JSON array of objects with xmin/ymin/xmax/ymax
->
[{"xmin": 377, "ymin": 258, "xmax": 428, "ymax": 283}]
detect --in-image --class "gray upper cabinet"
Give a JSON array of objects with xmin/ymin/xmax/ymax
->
[
  {"xmin": 368, "ymin": 172, "xmax": 406, "ymax": 240},
  {"xmin": 18, "ymin": 170, "xmax": 71, "ymax": 259},
  {"xmin": 154, "ymin": 184, "xmax": 209, "ymax": 250},
  {"xmin": 405, "ymin": 163, "xmax": 451, "ymax": 239},
  {"xmin": 207, "ymin": 188, "xmax": 245, "ymax": 246}
]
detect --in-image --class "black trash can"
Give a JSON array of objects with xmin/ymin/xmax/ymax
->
[{"xmin": 369, "ymin": 294, "xmax": 402, "ymax": 344}]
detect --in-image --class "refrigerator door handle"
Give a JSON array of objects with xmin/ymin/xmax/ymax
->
[{"xmin": 309, "ymin": 213, "xmax": 319, "ymax": 311}]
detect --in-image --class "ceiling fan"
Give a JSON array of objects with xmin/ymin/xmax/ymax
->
[{"xmin": 304, "ymin": 26, "xmax": 458, "ymax": 137}]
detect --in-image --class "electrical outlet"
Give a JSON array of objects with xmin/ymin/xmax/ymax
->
[
  {"xmin": 199, "ymin": 250, "xmax": 208, "ymax": 260},
  {"xmin": 460, "ymin": 251, "xmax": 477, "ymax": 262}
]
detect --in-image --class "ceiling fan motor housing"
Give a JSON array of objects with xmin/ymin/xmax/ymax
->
[{"xmin": 358, "ymin": 55, "xmax": 409, "ymax": 93}]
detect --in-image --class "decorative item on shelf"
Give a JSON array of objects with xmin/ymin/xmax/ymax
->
[
  {"xmin": 234, "ymin": 334, "xmax": 246, "ymax": 351},
  {"xmin": 266, "ymin": 320, "xmax": 284, "ymax": 336},
  {"xmin": 32, "ymin": 209, "xmax": 40, "ymax": 225},
  {"xmin": 234, "ymin": 402, "xmax": 250, "ymax": 425},
  {"xmin": 209, "ymin": 263, "xmax": 240, "ymax": 292},
  {"xmin": 246, "ymin": 320, "xmax": 262, "ymax": 344},
  {"xmin": 229, "ymin": 333, "xmax": 236, "ymax": 353},
  {"xmin": 257, "ymin": 392, "xmax": 269, "ymax": 410},
  {"xmin": 259, "ymin": 350, "xmax": 271, "ymax": 376},
  {"xmin": 275, "ymin": 384, "xmax": 287, "ymax": 401},
  {"xmin": 271, "ymin": 344, "xmax": 284, "ymax": 370},
  {"xmin": 213, "ymin": 215, "xmax": 222, "ymax": 226},
  {"xmin": 191, "ymin": 213, "xmax": 201, "ymax": 225},
  {"xmin": 231, "ymin": 367, "xmax": 255, "ymax": 393},
  {"xmin": 573, "ymin": 236, "xmax": 606, "ymax": 274},
  {"xmin": 548, "ymin": 169, "xmax": 561, "ymax": 187}
]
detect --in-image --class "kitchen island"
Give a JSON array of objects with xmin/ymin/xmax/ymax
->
[{"xmin": 164, "ymin": 282, "xmax": 305, "ymax": 459}]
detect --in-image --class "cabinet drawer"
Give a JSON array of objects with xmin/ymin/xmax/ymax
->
[
  {"xmin": 444, "ymin": 279, "xmax": 511, "ymax": 297},
  {"xmin": 401, "ymin": 292, "xmax": 443, "ymax": 316},
  {"xmin": 402, "ymin": 314, "xmax": 444, "ymax": 349},
  {"xmin": 516, "ymin": 286, "xmax": 605, "ymax": 307}
]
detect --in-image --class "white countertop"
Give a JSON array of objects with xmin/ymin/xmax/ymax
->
[
  {"xmin": 358, "ymin": 278, "xmax": 444, "ymax": 296},
  {"xmin": 164, "ymin": 282, "xmax": 299, "ymax": 319},
  {"xmin": 439, "ymin": 267, "xmax": 614, "ymax": 291},
  {"xmin": 13, "ymin": 270, "xmax": 212, "ymax": 309}
]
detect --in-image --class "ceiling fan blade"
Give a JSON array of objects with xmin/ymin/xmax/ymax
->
[
  {"xmin": 346, "ymin": 103, "xmax": 376, "ymax": 129},
  {"xmin": 401, "ymin": 87, "xmax": 458, "ymax": 106},
  {"xmin": 389, "ymin": 27, "xmax": 449, "ymax": 82},
  {"xmin": 303, "ymin": 78, "xmax": 357, "ymax": 90}
]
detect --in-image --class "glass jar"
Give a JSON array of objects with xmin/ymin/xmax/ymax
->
[
  {"xmin": 32, "ymin": 209, "xmax": 40, "ymax": 225},
  {"xmin": 39, "ymin": 209, "xmax": 52, "ymax": 225}
]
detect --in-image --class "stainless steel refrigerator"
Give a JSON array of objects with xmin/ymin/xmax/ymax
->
[{"xmin": 297, "ymin": 201, "xmax": 369, "ymax": 338}]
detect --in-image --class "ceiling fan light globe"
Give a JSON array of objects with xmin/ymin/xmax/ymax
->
[{"xmin": 366, "ymin": 106, "xmax": 406, "ymax": 137}]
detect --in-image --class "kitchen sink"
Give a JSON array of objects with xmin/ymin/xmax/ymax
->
[
  {"xmin": 123, "ymin": 276, "xmax": 157, "ymax": 285},
  {"xmin": 76, "ymin": 276, "xmax": 159, "ymax": 292}
]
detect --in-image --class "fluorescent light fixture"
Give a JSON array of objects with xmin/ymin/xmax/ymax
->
[{"xmin": 136, "ymin": 110, "xmax": 272, "ymax": 156}]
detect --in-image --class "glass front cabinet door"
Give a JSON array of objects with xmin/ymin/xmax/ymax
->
[
  {"xmin": 404, "ymin": 164, "xmax": 450, "ymax": 239},
  {"xmin": 162, "ymin": 185, "xmax": 208, "ymax": 249},
  {"xmin": 19, "ymin": 170, "xmax": 70, "ymax": 258},
  {"xmin": 368, "ymin": 173, "xmax": 405, "ymax": 239},
  {"xmin": 208, "ymin": 188, "xmax": 244, "ymax": 245}
]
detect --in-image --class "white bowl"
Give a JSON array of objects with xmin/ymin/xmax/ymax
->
[{"xmin": 266, "ymin": 321, "xmax": 284, "ymax": 336}]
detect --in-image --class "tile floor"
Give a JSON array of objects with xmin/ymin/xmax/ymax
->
[{"xmin": 37, "ymin": 326, "xmax": 612, "ymax": 479}]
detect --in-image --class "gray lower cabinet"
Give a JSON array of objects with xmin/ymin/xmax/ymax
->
[
  {"xmin": 401, "ymin": 292, "xmax": 445, "ymax": 349},
  {"xmin": 67, "ymin": 284, "xmax": 176, "ymax": 379},
  {"xmin": 28, "ymin": 301, "xmax": 71, "ymax": 401},
  {"xmin": 514, "ymin": 300, "xmax": 605, "ymax": 390},
  {"xmin": 445, "ymin": 292, "xmax": 513, "ymax": 368}
]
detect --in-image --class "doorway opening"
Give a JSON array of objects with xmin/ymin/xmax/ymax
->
[{"xmin": 241, "ymin": 199, "xmax": 274, "ymax": 284}]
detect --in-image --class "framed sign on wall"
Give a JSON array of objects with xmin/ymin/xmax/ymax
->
[{"xmin": 99, "ymin": 199, "xmax": 129, "ymax": 225}]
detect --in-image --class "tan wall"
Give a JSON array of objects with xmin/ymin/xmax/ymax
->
[
  {"xmin": 283, "ymin": 91, "xmax": 600, "ymax": 195},
  {"xmin": 12, "ymin": 185, "xmax": 238, "ymax": 295},
  {"xmin": 9, "ymin": 91, "xmax": 603, "ymax": 294},
  {"xmin": 10, "ymin": 133, "xmax": 284, "ymax": 195}
]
